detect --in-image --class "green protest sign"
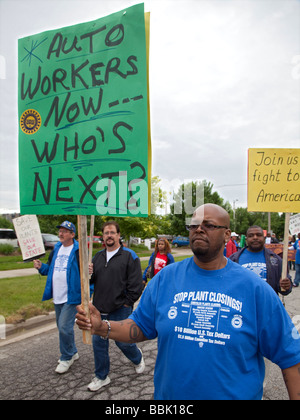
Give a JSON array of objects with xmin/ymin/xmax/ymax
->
[{"xmin": 18, "ymin": 3, "xmax": 150, "ymax": 217}]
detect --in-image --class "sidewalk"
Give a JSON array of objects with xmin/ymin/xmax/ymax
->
[{"xmin": 0, "ymin": 248, "xmax": 193, "ymax": 279}]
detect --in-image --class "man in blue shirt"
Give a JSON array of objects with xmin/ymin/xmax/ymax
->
[
  {"xmin": 230, "ymin": 225, "xmax": 292, "ymax": 296},
  {"xmin": 34, "ymin": 221, "xmax": 81, "ymax": 374},
  {"xmin": 76, "ymin": 204, "xmax": 300, "ymax": 400}
]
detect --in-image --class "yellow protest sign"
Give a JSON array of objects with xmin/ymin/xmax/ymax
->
[{"xmin": 248, "ymin": 148, "xmax": 300, "ymax": 212}]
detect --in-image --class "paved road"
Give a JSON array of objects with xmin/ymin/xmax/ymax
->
[
  {"xmin": 0, "ymin": 326, "xmax": 156, "ymax": 400},
  {"xmin": 0, "ymin": 267, "xmax": 299, "ymax": 401}
]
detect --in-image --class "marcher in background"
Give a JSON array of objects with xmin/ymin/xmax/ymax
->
[
  {"xmin": 265, "ymin": 233, "xmax": 272, "ymax": 244},
  {"xmin": 142, "ymin": 238, "xmax": 174, "ymax": 284},
  {"xmin": 34, "ymin": 221, "xmax": 89, "ymax": 374},
  {"xmin": 293, "ymin": 233, "xmax": 300, "ymax": 287},
  {"xmin": 226, "ymin": 232, "xmax": 238, "ymax": 257},
  {"xmin": 230, "ymin": 225, "xmax": 292, "ymax": 296},
  {"xmin": 271, "ymin": 232, "xmax": 280, "ymax": 243},
  {"xmin": 87, "ymin": 221, "xmax": 145, "ymax": 392},
  {"xmin": 288, "ymin": 235, "xmax": 296, "ymax": 272},
  {"xmin": 76, "ymin": 205, "xmax": 300, "ymax": 400}
]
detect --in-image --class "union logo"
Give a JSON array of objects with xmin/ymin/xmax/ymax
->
[{"xmin": 20, "ymin": 109, "xmax": 41, "ymax": 134}]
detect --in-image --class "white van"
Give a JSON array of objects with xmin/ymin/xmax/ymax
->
[{"xmin": 0, "ymin": 229, "xmax": 18, "ymax": 247}]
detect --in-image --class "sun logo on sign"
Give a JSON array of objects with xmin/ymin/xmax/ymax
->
[{"xmin": 20, "ymin": 109, "xmax": 42, "ymax": 135}]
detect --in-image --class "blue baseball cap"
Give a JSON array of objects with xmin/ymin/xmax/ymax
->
[{"xmin": 56, "ymin": 221, "xmax": 76, "ymax": 234}]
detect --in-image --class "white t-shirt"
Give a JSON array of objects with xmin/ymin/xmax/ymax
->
[
  {"xmin": 52, "ymin": 244, "xmax": 73, "ymax": 304},
  {"xmin": 106, "ymin": 247, "xmax": 120, "ymax": 263}
]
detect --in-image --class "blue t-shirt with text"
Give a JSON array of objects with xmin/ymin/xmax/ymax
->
[
  {"xmin": 238, "ymin": 249, "xmax": 267, "ymax": 281},
  {"xmin": 130, "ymin": 258, "xmax": 300, "ymax": 400}
]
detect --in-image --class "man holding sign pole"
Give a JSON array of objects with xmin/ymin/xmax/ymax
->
[
  {"xmin": 76, "ymin": 205, "xmax": 300, "ymax": 400},
  {"xmin": 230, "ymin": 225, "xmax": 293, "ymax": 296},
  {"xmin": 87, "ymin": 221, "xmax": 144, "ymax": 392}
]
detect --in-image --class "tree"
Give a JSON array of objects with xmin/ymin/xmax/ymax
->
[
  {"xmin": 169, "ymin": 180, "xmax": 232, "ymax": 235},
  {"xmin": 234, "ymin": 209, "xmax": 285, "ymax": 239}
]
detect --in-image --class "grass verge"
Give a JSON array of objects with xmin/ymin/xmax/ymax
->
[
  {"xmin": 0, "ymin": 274, "xmax": 54, "ymax": 323},
  {"xmin": 0, "ymin": 255, "xmax": 192, "ymax": 324}
]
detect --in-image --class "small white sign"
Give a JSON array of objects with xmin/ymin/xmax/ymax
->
[
  {"xmin": 13, "ymin": 215, "xmax": 45, "ymax": 261},
  {"xmin": 289, "ymin": 213, "xmax": 300, "ymax": 236}
]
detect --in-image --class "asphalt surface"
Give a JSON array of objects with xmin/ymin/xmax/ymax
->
[{"xmin": 0, "ymin": 260, "xmax": 299, "ymax": 401}]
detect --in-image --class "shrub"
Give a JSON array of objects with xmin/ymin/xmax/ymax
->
[{"xmin": 0, "ymin": 244, "xmax": 14, "ymax": 255}]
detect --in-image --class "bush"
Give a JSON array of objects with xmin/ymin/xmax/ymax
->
[{"xmin": 0, "ymin": 244, "xmax": 15, "ymax": 255}]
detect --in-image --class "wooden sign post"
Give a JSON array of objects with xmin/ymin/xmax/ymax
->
[
  {"xmin": 88, "ymin": 215, "xmax": 95, "ymax": 269},
  {"xmin": 280, "ymin": 213, "xmax": 291, "ymax": 305},
  {"xmin": 77, "ymin": 215, "xmax": 92, "ymax": 345}
]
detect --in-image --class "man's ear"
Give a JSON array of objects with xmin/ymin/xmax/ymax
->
[{"xmin": 225, "ymin": 229, "xmax": 231, "ymax": 244}]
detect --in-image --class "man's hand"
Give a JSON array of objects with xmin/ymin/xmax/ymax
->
[
  {"xmin": 88, "ymin": 263, "xmax": 93, "ymax": 276},
  {"xmin": 280, "ymin": 277, "xmax": 291, "ymax": 291},
  {"xmin": 33, "ymin": 259, "xmax": 42, "ymax": 270},
  {"xmin": 75, "ymin": 302, "xmax": 147, "ymax": 343},
  {"xmin": 76, "ymin": 303, "xmax": 105, "ymax": 336}
]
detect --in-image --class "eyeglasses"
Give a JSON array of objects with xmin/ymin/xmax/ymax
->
[
  {"xmin": 186, "ymin": 223, "xmax": 228, "ymax": 232},
  {"xmin": 103, "ymin": 231, "xmax": 119, "ymax": 236}
]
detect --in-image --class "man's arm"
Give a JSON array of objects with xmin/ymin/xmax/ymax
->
[
  {"xmin": 76, "ymin": 303, "xmax": 148, "ymax": 344},
  {"xmin": 282, "ymin": 363, "xmax": 300, "ymax": 400}
]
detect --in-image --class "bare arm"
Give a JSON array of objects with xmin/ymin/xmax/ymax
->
[
  {"xmin": 76, "ymin": 302, "xmax": 147, "ymax": 343},
  {"xmin": 282, "ymin": 363, "xmax": 300, "ymax": 400}
]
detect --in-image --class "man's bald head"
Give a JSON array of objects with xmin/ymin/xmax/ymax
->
[{"xmin": 191, "ymin": 204, "xmax": 230, "ymax": 228}]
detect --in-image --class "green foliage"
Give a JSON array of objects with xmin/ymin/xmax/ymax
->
[
  {"xmin": 0, "ymin": 216, "xmax": 13, "ymax": 229},
  {"xmin": 0, "ymin": 244, "xmax": 15, "ymax": 255},
  {"xmin": 169, "ymin": 180, "xmax": 232, "ymax": 235},
  {"xmin": 234, "ymin": 209, "xmax": 285, "ymax": 238}
]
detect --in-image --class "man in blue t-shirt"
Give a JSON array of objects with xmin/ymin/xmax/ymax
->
[
  {"xmin": 76, "ymin": 204, "xmax": 300, "ymax": 400},
  {"xmin": 230, "ymin": 225, "xmax": 292, "ymax": 296}
]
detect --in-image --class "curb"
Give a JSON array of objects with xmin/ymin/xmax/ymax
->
[{"xmin": 1, "ymin": 311, "xmax": 56, "ymax": 345}]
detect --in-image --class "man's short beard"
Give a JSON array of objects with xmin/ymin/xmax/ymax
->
[{"xmin": 192, "ymin": 241, "xmax": 224, "ymax": 263}]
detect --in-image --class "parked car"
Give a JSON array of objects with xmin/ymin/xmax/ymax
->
[
  {"xmin": 172, "ymin": 236, "xmax": 190, "ymax": 247},
  {"xmin": 42, "ymin": 233, "xmax": 60, "ymax": 250},
  {"xmin": 0, "ymin": 228, "xmax": 18, "ymax": 247},
  {"xmin": 87, "ymin": 236, "xmax": 102, "ymax": 244}
]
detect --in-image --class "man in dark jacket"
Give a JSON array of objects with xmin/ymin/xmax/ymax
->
[
  {"xmin": 230, "ymin": 225, "xmax": 292, "ymax": 296},
  {"xmin": 87, "ymin": 221, "xmax": 145, "ymax": 392}
]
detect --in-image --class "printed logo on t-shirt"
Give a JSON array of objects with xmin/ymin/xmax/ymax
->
[
  {"xmin": 170, "ymin": 290, "xmax": 244, "ymax": 349},
  {"xmin": 241, "ymin": 262, "xmax": 267, "ymax": 281},
  {"xmin": 168, "ymin": 306, "xmax": 178, "ymax": 320},
  {"xmin": 54, "ymin": 254, "xmax": 70, "ymax": 272}
]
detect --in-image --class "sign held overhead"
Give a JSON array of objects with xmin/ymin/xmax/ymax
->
[
  {"xmin": 248, "ymin": 148, "xmax": 300, "ymax": 213},
  {"xmin": 18, "ymin": 4, "xmax": 150, "ymax": 217}
]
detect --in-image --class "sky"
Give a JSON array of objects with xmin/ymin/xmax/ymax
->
[{"xmin": 0, "ymin": 0, "xmax": 299, "ymax": 213}]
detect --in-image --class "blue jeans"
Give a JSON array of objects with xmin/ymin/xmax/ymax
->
[
  {"xmin": 294, "ymin": 264, "xmax": 300, "ymax": 286},
  {"xmin": 92, "ymin": 305, "xmax": 142, "ymax": 380},
  {"xmin": 54, "ymin": 303, "xmax": 78, "ymax": 361}
]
